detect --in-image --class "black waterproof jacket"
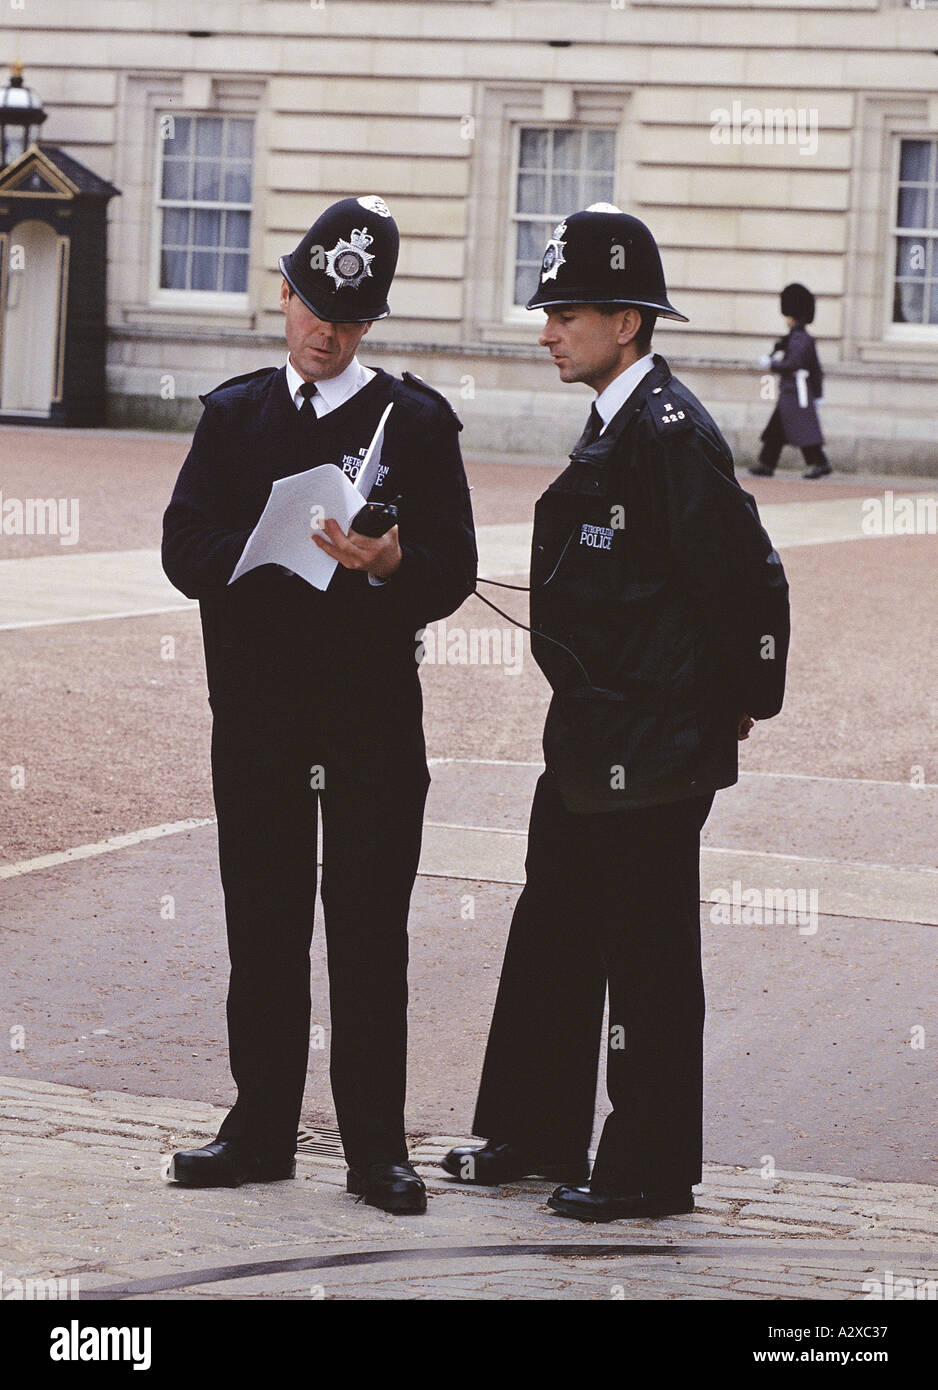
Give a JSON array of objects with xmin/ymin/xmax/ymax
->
[{"xmin": 531, "ymin": 354, "xmax": 790, "ymax": 812}]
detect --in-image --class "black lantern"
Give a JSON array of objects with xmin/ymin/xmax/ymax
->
[{"xmin": 0, "ymin": 62, "xmax": 47, "ymax": 169}]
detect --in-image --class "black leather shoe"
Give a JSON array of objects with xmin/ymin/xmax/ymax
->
[
  {"xmin": 441, "ymin": 1140, "xmax": 590, "ymax": 1186},
  {"xmin": 166, "ymin": 1139, "xmax": 296, "ymax": 1188},
  {"xmin": 802, "ymin": 463, "xmax": 832, "ymax": 479},
  {"xmin": 346, "ymin": 1162, "xmax": 427, "ymax": 1214},
  {"xmin": 748, "ymin": 465, "xmax": 775, "ymax": 477},
  {"xmin": 547, "ymin": 1184, "xmax": 694, "ymax": 1222}
]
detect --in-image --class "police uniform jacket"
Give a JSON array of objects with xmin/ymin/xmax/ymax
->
[
  {"xmin": 161, "ymin": 365, "xmax": 477, "ymax": 734},
  {"xmin": 766, "ymin": 325, "xmax": 824, "ymax": 448},
  {"xmin": 531, "ymin": 354, "xmax": 790, "ymax": 813}
]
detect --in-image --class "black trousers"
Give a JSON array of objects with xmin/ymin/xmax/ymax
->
[
  {"xmin": 473, "ymin": 770, "xmax": 714, "ymax": 1194},
  {"xmin": 759, "ymin": 406, "xmax": 828, "ymax": 472},
  {"xmin": 210, "ymin": 702, "xmax": 429, "ymax": 1171}
]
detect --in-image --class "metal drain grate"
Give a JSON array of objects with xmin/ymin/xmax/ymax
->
[{"xmin": 295, "ymin": 1126, "xmax": 345, "ymax": 1158}]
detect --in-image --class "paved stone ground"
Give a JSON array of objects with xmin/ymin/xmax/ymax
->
[
  {"xmin": 4, "ymin": 770, "xmax": 938, "ymax": 1182},
  {"xmin": 2, "ymin": 1075, "xmax": 937, "ymax": 1301},
  {"xmin": 2, "ymin": 426, "xmax": 937, "ymax": 1303}
]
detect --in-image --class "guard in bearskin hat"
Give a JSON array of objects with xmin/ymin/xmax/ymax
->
[
  {"xmin": 162, "ymin": 197, "xmax": 477, "ymax": 1213},
  {"xmin": 443, "ymin": 206, "xmax": 790, "ymax": 1220},
  {"xmin": 751, "ymin": 282, "xmax": 831, "ymax": 479}
]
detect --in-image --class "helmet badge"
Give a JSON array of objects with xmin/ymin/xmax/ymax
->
[
  {"xmin": 323, "ymin": 226, "xmax": 375, "ymax": 289},
  {"xmin": 540, "ymin": 220, "xmax": 567, "ymax": 283}
]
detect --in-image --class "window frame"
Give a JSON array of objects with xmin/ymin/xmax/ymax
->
[
  {"xmin": 504, "ymin": 123, "xmax": 618, "ymax": 321},
  {"xmin": 843, "ymin": 93, "xmax": 938, "ymax": 363},
  {"xmin": 150, "ymin": 110, "xmax": 256, "ymax": 312},
  {"xmin": 463, "ymin": 83, "xmax": 631, "ymax": 345},
  {"xmin": 886, "ymin": 133, "xmax": 938, "ymax": 342}
]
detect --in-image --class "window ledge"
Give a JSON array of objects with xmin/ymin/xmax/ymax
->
[
  {"xmin": 478, "ymin": 318, "xmax": 542, "ymax": 348},
  {"xmin": 122, "ymin": 303, "xmax": 256, "ymax": 331},
  {"xmin": 858, "ymin": 338, "xmax": 938, "ymax": 365}
]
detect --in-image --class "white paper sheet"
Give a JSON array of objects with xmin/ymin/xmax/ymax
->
[
  {"xmin": 352, "ymin": 401, "xmax": 394, "ymax": 501},
  {"xmin": 228, "ymin": 403, "xmax": 394, "ymax": 592}
]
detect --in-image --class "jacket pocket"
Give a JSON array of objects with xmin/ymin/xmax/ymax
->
[{"xmin": 543, "ymin": 684, "xmax": 701, "ymax": 813}]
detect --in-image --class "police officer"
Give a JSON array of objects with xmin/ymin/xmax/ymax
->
[
  {"xmin": 750, "ymin": 281, "xmax": 830, "ymax": 480},
  {"xmin": 162, "ymin": 196, "xmax": 477, "ymax": 1214},
  {"xmin": 443, "ymin": 206, "xmax": 789, "ymax": 1220}
]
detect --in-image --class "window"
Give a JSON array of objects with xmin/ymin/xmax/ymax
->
[
  {"xmin": 156, "ymin": 114, "xmax": 254, "ymax": 298},
  {"xmin": 510, "ymin": 126, "xmax": 616, "ymax": 309},
  {"xmin": 893, "ymin": 138, "xmax": 938, "ymax": 328}
]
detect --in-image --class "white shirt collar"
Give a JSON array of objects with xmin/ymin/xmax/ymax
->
[
  {"xmin": 285, "ymin": 354, "xmax": 374, "ymax": 413},
  {"xmin": 593, "ymin": 352, "xmax": 655, "ymax": 431}
]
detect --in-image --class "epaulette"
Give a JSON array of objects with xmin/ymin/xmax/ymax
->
[
  {"xmin": 199, "ymin": 366, "xmax": 277, "ymax": 406},
  {"xmin": 400, "ymin": 371, "xmax": 463, "ymax": 431},
  {"xmin": 644, "ymin": 383, "xmax": 696, "ymax": 437}
]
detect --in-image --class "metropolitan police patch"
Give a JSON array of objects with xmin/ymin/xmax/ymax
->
[{"xmin": 579, "ymin": 522, "xmax": 613, "ymax": 550}]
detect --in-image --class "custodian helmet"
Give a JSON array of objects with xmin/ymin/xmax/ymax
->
[
  {"xmin": 525, "ymin": 204, "xmax": 688, "ymax": 322},
  {"xmin": 278, "ymin": 195, "xmax": 400, "ymax": 322}
]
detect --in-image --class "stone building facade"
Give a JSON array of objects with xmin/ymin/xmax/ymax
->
[{"xmin": 3, "ymin": 0, "xmax": 937, "ymax": 471}]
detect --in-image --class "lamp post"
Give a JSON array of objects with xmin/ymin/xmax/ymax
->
[{"xmin": 0, "ymin": 62, "xmax": 47, "ymax": 169}]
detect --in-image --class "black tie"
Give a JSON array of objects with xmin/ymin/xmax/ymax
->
[
  {"xmin": 298, "ymin": 380, "xmax": 318, "ymax": 417},
  {"xmin": 575, "ymin": 402, "xmax": 604, "ymax": 451}
]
